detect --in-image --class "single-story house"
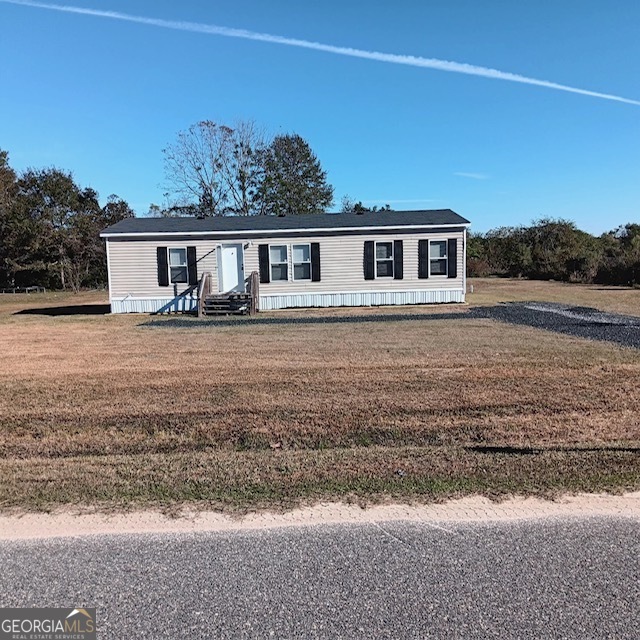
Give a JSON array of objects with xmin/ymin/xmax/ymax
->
[{"xmin": 100, "ymin": 209, "xmax": 470, "ymax": 314}]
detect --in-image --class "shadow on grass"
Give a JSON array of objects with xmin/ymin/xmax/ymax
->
[
  {"xmin": 140, "ymin": 303, "xmax": 640, "ymax": 349},
  {"xmin": 140, "ymin": 311, "xmax": 468, "ymax": 329},
  {"xmin": 465, "ymin": 445, "xmax": 541, "ymax": 455},
  {"xmin": 466, "ymin": 445, "xmax": 640, "ymax": 455},
  {"xmin": 14, "ymin": 304, "xmax": 111, "ymax": 316}
]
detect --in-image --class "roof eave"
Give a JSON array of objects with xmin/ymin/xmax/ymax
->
[{"xmin": 100, "ymin": 221, "xmax": 470, "ymax": 239}]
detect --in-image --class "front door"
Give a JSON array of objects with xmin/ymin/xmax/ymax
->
[{"xmin": 218, "ymin": 244, "xmax": 244, "ymax": 293}]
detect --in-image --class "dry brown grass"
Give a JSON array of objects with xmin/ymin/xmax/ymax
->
[
  {"xmin": 0, "ymin": 289, "xmax": 107, "ymax": 315},
  {"xmin": 468, "ymin": 277, "xmax": 640, "ymax": 316},
  {"xmin": 0, "ymin": 281, "xmax": 639, "ymax": 510},
  {"xmin": 2, "ymin": 447, "xmax": 638, "ymax": 512}
]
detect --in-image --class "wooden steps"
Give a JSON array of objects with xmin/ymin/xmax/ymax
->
[
  {"xmin": 201, "ymin": 292, "xmax": 252, "ymax": 316},
  {"xmin": 198, "ymin": 271, "xmax": 259, "ymax": 317}
]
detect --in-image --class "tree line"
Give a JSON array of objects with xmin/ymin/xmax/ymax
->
[
  {"xmin": 0, "ymin": 150, "xmax": 134, "ymax": 291},
  {"xmin": 468, "ymin": 218, "xmax": 640, "ymax": 286},
  {"xmin": 2, "ymin": 118, "xmax": 638, "ymax": 291}
]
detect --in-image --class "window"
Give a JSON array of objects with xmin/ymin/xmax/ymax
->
[
  {"xmin": 292, "ymin": 244, "xmax": 311, "ymax": 280},
  {"xmin": 169, "ymin": 248, "xmax": 188, "ymax": 283},
  {"xmin": 376, "ymin": 242, "xmax": 394, "ymax": 277},
  {"xmin": 270, "ymin": 245, "xmax": 288, "ymax": 281},
  {"xmin": 429, "ymin": 240, "xmax": 447, "ymax": 276}
]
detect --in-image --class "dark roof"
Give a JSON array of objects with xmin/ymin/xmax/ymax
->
[{"xmin": 101, "ymin": 210, "xmax": 470, "ymax": 236}]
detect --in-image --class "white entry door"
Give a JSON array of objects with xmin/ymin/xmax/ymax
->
[{"xmin": 218, "ymin": 244, "xmax": 244, "ymax": 293}]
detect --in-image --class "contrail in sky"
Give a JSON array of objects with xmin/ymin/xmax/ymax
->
[{"xmin": 4, "ymin": 0, "xmax": 640, "ymax": 107}]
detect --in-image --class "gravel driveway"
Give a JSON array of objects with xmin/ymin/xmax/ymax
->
[
  {"xmin": 474, "ymin": 302, "xmax": 640, "ymax": 349},
  {"xmin": 144, "ymin": 301, "xmax": 640, "ymax": 349}
]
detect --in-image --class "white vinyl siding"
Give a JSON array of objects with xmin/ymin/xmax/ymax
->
[
  {"xmin": 107, "ymin": 238, "xmax": 219, "ymax": 300},
  {"xmin": 246, "ymin": 232, "xmax": 464, "ymax": 294},
  {"xmin": 106, "ymin": 230, "xmax": 465, "ymax": 310}
]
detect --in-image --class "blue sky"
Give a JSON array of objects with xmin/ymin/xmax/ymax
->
[{"xmin": 1, "ymin": 0, "xmax": 638, "ymax": 234}]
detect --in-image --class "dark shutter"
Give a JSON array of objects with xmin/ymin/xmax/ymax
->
[
  {"xmin": 157, "ymin": 247, "xmax": 169, "ymax": 286},
  {"xmin": 393, "ymin": 240, "xmax": 403, "ymax": 280},
  {"xmin": 447, "ymin": 238, "xmax": 457, "ymax": 278},
  {"xmin": 187, "ymin": 246, "xmax": 198, "ymax": 285},
  {"xmin": 364, "ymin": 241, "xmax": 375, "ymax": 280},
  {"xmin": 258, "ymin": 244, "xmax": 270, "ymax": 283},
  {"xmin": 418, "ymin": 240, "xmax": 429, "ymax": 279},
  {"xmin": 311, "ymin": 242, "xmax": 321, "ymax": 282}
]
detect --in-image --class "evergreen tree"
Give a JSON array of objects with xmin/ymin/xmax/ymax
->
[{"xmin": 258, "ymin": 134, "xmax": 333, "ymax": 216}]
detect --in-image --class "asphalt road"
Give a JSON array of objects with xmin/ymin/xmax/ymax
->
[{"xmin": 1, "ymin": 517, "xmax": 639, "ymax": 639}]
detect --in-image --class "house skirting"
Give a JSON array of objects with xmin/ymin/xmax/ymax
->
[
  {"xmin": 111, "ymin": 296, "xmax": 199, "ymax": 314},
  {"xmin": 110, "ymin": 289, "xmax": 464, "ymax": 313},
  {"xmin": 258, "ymin": 289, "xmax": 464, "ymax": 311}
]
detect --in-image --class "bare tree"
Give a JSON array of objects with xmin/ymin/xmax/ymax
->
[
  {"xmin": 221, "ymin": 120, "xmax": 267, "ymax": 216},
  {"xmin": 340, "ymin": 196, "xmax": 391, "ymax": 213},
  {"xmin": 162, "ymin": 120, "xmax": 267, "ymax": 217}
]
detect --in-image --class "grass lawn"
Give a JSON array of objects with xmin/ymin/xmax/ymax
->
[
  {"xmin": 0, "ymin": 279, "xmax": 639, "ymax": 511},
  {"xmin": 468, "ymin": 277, "xmax": 640, "ymax": 315}
]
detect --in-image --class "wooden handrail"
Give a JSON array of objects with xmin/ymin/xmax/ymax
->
[
  {"xmin": 248, "ymin": 271, "xmax": 259, "ymax": 315},
  {"xmin": 198, "ymin": 272, "xmax": 212, "ymax": 318},
  {"xmin": 199, "ymin": 271, "xmax": 256, "ymax": 317}
]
